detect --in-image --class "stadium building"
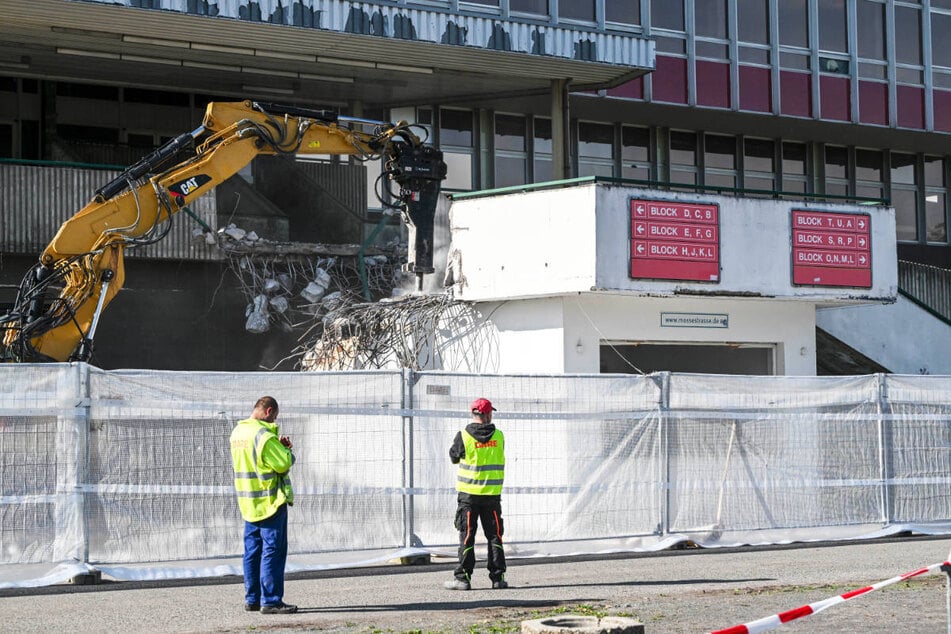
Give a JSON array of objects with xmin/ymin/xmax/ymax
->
[{"xmin": 0, "ymin": 0, "xmax": 949, "ymax": 374}]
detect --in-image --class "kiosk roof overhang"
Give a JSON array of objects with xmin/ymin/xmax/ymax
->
[{"xmin": 0, "ymin": 0, "xmax": 654, "ymax": 107}]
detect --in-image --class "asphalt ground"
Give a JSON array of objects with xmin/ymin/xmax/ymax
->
[{"xmin": 1, "ymin": 535, "xmax": 950, "ymax": 633}]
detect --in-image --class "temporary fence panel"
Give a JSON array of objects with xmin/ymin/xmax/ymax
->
[{"xmin": 2, "ymin": 365, "xmax": 951, "ymax": 587}]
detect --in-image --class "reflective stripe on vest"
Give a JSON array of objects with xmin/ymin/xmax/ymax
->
[
  {"xmin": 230, "ymin": 419, "xmax": 290, "ymax": 522},
  {"xmin": 457, "ymin": 429, "xmax": 505, "ymax": 495}
]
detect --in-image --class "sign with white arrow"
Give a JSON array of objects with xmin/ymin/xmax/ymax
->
[
  {"xmin": 630, "ymin": 199, "xmax": 720, "ymax": 282},
  {"xmin": 791, "ymin": 210, "xmax": 872, "ymax": 288}
]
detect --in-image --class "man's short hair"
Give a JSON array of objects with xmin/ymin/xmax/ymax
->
[{"xmin": 255, "ymin": 396, "xmax": 279, "ymax": 412}]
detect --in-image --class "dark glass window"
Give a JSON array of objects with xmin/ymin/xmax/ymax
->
[
  {"xmin": 606, "ymin": 0, "xmax": 639, "ymax": 25},
  {"xmin": 818, "ymin": 0, "xmax": 847, "ymax": 52},
  {"xmin": 0, "ymin": 77, "xmax": 16, "ymax": 92},
  {"xmin": 778, "ymin": 0, "xmax": 808, "ymax": 47},
  {"xmin": 744, "ymin": 138, "xmax": 775, "ymax": 173},
  {"xmin": 578, "ymin": 122, "xmax": 613, "ymax": 159},
  {"xmin": 534, "ymin": 118, "xmax": 552, "ymax": 154},
  {"xmin": 651, "ymin": 0, "xmax": 684, "ymax": 30},
  {"xmin": 895, "ymin": 6, "xmax": 922, "ymax": 66},
  {"xmin": 705, "ymin": 135, "xmax": 735, "ymax": 170},
  {"xmin": 695, "ymin": 0, "xmax": 726, "ymax": 38},
  {"xmin": 670, "ymin": 131, "xmax": 696, "ymax": 165},
  {"xmin": 738, "ymin": 0, "xmax": 768, "ymax": 45},
  {"xmin": 858, "ymin": 1, "xmax": 885, "ymax": 59},
  {"xmin": 511, "ymin": 0, "xmax": 546, "ymax": 14},
  {"xmin": 439, "ymin": 109, "xmax": 473, "ymax": 147},
  {"xmin": 56, "ymin": 83, "xmax": 119, "ymax": 100},
  {"xmin": 825, "ymin": 146, "xmax": 848, "ymax": 179},
  {"xmin": 933, "ymin": 13, "xmax": 951, "ymax": 68},
  {"xmin": 856, "ymin": 149, "xmax": 883, "ymax": 182},
  {"xmin": 495, "ymin": 114, "xmax": 525, "ymax": 152},
  {"xmin": 21, "ymin": 120, "xmax": 39, "ymax": 160},
  {"xmin": 621, "ymin": 126, "xmax": 649, "ymax": 162},
  {"xmin": 56, "ymin": 124, "xmax": 119, "ymax": 144},
  {"xmin": 0, "ymin": 124, "xmax": 11, "ymax": 158},
  {"xmin": 782, "ymin": 142, "xmax": 807, "ymax": 174},
  {"xmin": 560, "ymin": 0, "xmax": 594, "ymax": 21},
  {"xmin": 124, "ymin": 88, "xmax": 189, "ymax": 106}
]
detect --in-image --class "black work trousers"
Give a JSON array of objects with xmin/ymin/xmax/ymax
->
[{"xmin": 453, "ymin": 494, "xmax": 506, "ymax": 582}]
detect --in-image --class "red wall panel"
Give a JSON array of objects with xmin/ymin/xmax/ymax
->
[
  {"xmin": 897, "ymin": 85, "xmax": 924, "ymax": 129},
  {"xmin": 780, "ymin": 71, "xmax": 811, "ymax": 117},
  {"xmin": 934, "ymin": 89, "xmax": 951, "ymax": 132},
  {"xmin": 739, "ymin": 65, "xmax": 771, "ymax": 112},
  {"xmin": 607, "ymin": 76, "xmax": 644, "ymax": 100},
  {"xmin": 858, "ymin": 81, "xmax": 888, "ymax": 125},
  {"xmin": 652, "ymin": 56, "xmax": 688, "ymax": 104},
  {"xmin": 696, "ymin": 60, "xmax": 730, "ymax": 108},
  {"xmin": 819, "ymin": 75, "xmax": 850, "ymax": 121}
]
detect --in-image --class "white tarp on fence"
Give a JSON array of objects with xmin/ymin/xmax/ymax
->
[{"xmin": 1, "ymin": 364, "xmax": 950, "ymax": 587}]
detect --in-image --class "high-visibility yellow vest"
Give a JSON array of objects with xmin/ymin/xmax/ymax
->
[
  {"xmin": 456, "ymin": 429, "xmax": 505, "ymax": 495},
  {"xmin": 230, "ymin": 418, "xmax": 294, "ymax": 522}
]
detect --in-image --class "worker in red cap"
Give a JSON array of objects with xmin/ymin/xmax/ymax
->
[{"xmin": 443, "ymin": 397, "xmax": 508, "ymax": 590}]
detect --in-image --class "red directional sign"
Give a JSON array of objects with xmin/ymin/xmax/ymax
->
[
  {"xmin": 791, "ymin": 210, "xmax": 872, "ymax": 288},
  {"xmin": 630, "ymin": 199, "xmax": 720, "ymax": 282}
]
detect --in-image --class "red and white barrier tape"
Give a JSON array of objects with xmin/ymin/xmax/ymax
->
[{"xmin": 709, "ymin": 560, "xmax": 951, "ymax": 634}]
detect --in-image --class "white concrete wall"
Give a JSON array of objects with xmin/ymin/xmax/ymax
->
[
  {"xmin": 817, "ymin": 296, "xmax": 951, "ymax": 375},
  {"xmin": 562, "ymin": 294, "xmax": 816, "ymax": 375},
  {"xmin": 448, "ymin": 183, "xmax": 897, "ymax": 304}
]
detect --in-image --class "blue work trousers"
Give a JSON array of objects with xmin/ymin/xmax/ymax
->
[{"xmin": 243, "ymin": 503, "xmax": 288, "ymax": 607}]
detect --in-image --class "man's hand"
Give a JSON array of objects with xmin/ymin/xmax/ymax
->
[{"xmin": 280, "ymin": 436, "xmax": 293, "ymax": 449}]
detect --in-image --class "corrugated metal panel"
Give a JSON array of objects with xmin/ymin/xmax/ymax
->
[
  {"xmin": 73, "ymin": 0, "xmax": 654, "ymax": 72},
  {"xmin": 898, "ymin": 260, "xmax": 951, "ymax": 322},
  {"xmin": 0, "ymin": 163, "xmax": 221, "ymax": 261}
]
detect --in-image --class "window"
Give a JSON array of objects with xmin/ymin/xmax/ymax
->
[
  {"xmin": 924, "ymin": 156, "xmax": 948, "ymax": 243},
  {"xmin": 743, "ymin": 138, "xmax": 775, "ymax": 194},
  {"xmin": 818, "ymin": 0, "xmax": 847, "ymax": 53},
  {"xmin": 779, "ymin": 0, "xmax": 808, "ymax": 47},
  {"xmin": 738, "ymin": 0, "xmax": 768, "ymax": 45},
  {"xmin": 895, "ymin": 5, "xmax": 922, "ymax": 82},
  {"xmin": 577, "ymin": 121, "xmax": 614, "ymax": 177},
  {"xmin": 534, "ymin": 117, "xmax": 553, "ymax": 183},
  {"xmin": 669, "ymin": 130, "xmax": 697, "ymax": 186},
  {"xmin": 560, "ymin": 0, "xmax": 594, "ymax": 22},
  {"xmin": 855, "ymin": 149, "xmax": 884, "ymax": 201},
  {"xmin": 622, "ymin": 125, "xmax": 650, "ymax": 180},
  {"xmin": 891, "ymin": 152, "xmax": 918, "ymax": 241},
  {"xmin": 825, "ymin": 145, "xmax": 849, "ymax": 198},
  {"xmin": 511, "ymin": 0, "xmax": 546, "ymax": 14},
  {"xmin": 439, "ymin": 108, "xmax": 475, "ymax": 190},
  {"xmin": 782, "ymin": 141, "xmax": 808, "ymax": 194},
  {"xmin": 606, "ymin": 0, "xmax": 639, "ymax": 25},
  {"xmin": 933, "ymin": 13, "xmax": 951, "ymax": 68},
  {"xmin": 858, "ymin": 1, "xmax": 885, "ymax": 59},
  {"xmin": 704, "ymin": 134, "xmax": 737, "ymax": 190},
  {"xmin": 494, "ymin": 113, "xmax": 527, "ymax": 188},
  {"xmin": 651, "ymin": 0, "xmax": 684, "ymax": 31},
  {"xmin": 695, "ymin": 0, "xmax": 726, "ymax": 38}
]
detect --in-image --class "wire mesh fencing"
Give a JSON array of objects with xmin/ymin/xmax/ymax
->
[{"xmin": 1, "ymin": 365, "xmax": 950, "ymax": 587}]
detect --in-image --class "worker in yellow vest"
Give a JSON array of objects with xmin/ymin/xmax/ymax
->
[
  {"xmin": 230, "ymin": 396, "xmax": 297, "ymax": 614},
  {"xmin": 444, "ymin": 397, "xmax": 508, "ymax": 590}
]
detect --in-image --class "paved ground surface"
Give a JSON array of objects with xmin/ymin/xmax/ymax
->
[{"xmin": 2, "ymin": 536, "xmax": 951, "ymax": 633}]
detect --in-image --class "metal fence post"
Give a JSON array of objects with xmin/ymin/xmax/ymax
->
[
  {"xmin": 659, "ymin": 372, "xmax": 671, "ymax": 538},
  {"xmin": 401, "ymin": 367, "xmax": 415, "ymax": 551},
  {"xmin": 876, "ymin": 373, "xmax": 891, "ymax": 527}
]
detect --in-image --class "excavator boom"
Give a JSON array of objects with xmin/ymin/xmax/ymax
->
[{"xmin": 1, "ymin": 100, "xmax": 446, "ymax": 363}]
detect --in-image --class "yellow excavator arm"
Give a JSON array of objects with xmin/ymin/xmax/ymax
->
[{"xmin": 1, "ymin": 100, "xmax": 446, "ymax": 363}]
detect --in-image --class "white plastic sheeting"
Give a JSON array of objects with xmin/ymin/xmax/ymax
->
[{"xmin": 1, "ymin": 365, "xmax": 950, "ymax": 588}]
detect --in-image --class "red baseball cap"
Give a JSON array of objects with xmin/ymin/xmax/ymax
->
[{"xmin": 470, "ymin": 398, "xmax": 497, "ymax": 415}]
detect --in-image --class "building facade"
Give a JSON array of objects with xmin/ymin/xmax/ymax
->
[{"xmin": 1, "ymin": 0, "xmax": 949, "ymax": 372}]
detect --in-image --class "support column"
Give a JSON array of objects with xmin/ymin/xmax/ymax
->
[{"xmin": 551, "ymin": 79, "xmax": 571, "ymax": 180}]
